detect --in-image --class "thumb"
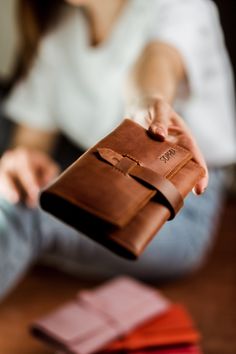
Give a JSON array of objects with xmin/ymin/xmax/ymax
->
[{"xmin": 148, "ymin": 99, "xmax": 170, "ymax": 141}]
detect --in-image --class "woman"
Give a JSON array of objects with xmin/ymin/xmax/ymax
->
[{"xmin": 0, "ymin": 0, "xmax": 235, "ymax": 298}]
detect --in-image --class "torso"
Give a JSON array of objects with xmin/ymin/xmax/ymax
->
[{"xmin": 6, "ymin": 0, "xmax": 236, "ymax": 165}]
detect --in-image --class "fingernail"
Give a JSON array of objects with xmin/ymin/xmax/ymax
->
[
  {"xmin": 152, "ymin": 125, "xmax": 165, "ymax": 134},
  {"xmin": 192, "ymin": 187, "xmax": 200, "ymax": 196},
  {"xmin": 150, "ymin": 126, "xmax": 166, "ymax": 141},
  {"xmin": 193, "ymin": 186, "xmax": 206, "ymax": 196}
]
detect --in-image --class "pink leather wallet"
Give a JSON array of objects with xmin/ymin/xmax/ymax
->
[{"xmin": 31, "ymin": 277, "xmax": 170, "ymax": 354}]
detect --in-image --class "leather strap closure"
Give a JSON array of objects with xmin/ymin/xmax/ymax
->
[{"xmin": 97, "ymin": 148, "xmax": 183, "ymax": 220}]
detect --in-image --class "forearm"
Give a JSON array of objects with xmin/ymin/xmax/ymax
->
[
  {"xmin": 10, "ymin": 123, "xmax": 58, "ymax": 154},
  {"xmin": 129, "ymin": 41, "xmax": 186, "ymax": 107}
]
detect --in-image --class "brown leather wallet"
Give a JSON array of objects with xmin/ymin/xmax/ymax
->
[{"xmin": 40, "ymin": 119, "xmax": 205, "ymax": 259}]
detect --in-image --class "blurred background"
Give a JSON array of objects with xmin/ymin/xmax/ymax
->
[
  {"xmin": 0, "ymin": 0, "xmax": 18, "ymax": 79},
  {"xmin": 1, "ymin": 0, "xmax": 235, "ymax": 185},
  {"xmin": 0, "ymin": 0, "xmax": 236, "ymax": 86}
]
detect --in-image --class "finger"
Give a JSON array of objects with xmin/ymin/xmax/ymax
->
[
  {"xmin": 171, "ymin": 113, "xmax": 208, "ymax": 194},
  {"xmin": 171, "ymin": 114, "xmax": 208, "ymax": 172},
  {"xmin": 15, "ymin": 154, "xmax": 41, "ymax": 206},
  {"xmin": 193, "ymin": 175, "xmax": 209, "ymax": 196},
  {"xmin": 33, "ymin": 154, "xmax": 60, "ymax": 186},
  {"xmin": 182, "ymin": 134, "xmax": 209, "ymax": 194},
  {"xmin": 148, "ymin": 99, "xmax": 171, "ymax": 141},
  {"xmin": 0, "ymin": 173, "xmax": 21, "ymax": 204},
  {"xmin": 181, "ymin": 137, "xmax": 208, "ymax": 195}
]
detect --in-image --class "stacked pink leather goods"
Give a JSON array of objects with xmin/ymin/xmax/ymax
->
[{"xmin": 30, "ymin": 277, "xmax": 202, "ymax": 354}]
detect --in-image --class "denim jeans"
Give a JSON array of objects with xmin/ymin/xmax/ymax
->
[{"xmin": 0, "ymin": 167, "xmax": 226, "ymax": 300}]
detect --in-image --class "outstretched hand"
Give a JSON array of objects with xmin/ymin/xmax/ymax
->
[{"xmin": 139, "ymin": 96, "xmax": 208, "ymax": 195}]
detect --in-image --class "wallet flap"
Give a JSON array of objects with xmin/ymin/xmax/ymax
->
[
  {"xmin": 97, "ymin": 119, "xmax": 193, "ymax": 178},
  {"xmin": 96, "ymin": 148, "xmax": 184, "ymax": 219}
]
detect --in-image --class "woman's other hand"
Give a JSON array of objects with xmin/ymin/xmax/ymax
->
[
  {"xmin": 142, "ymin": 96, "xmax": 208, "ymax": 195},
  {"xmin": 0, "ymin": 147, "xmax": 60, "ymax": 207}
]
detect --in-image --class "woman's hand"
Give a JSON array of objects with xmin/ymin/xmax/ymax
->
[
  {"xmin": 138, "ymin": 96, "xmax": 208, "ymax": 195},
  {"xmin": 0, "ymin": 147, "xmax": 60, "ymax": 207}
]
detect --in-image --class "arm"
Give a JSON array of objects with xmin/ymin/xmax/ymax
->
[
  {"xmin": 132, "ymin": 41, "xmax": 185, "ymax": 103},
  {"xmin": 129, "ymin": 41, "xmax": 208, "ymax": 194},
  {"xmin": 11, "ymin": 123, "xmax": 58, "ymax": 153}
]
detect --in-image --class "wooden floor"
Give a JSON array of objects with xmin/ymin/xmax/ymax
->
[{"xmin": 0, "ymin": 198, "xmax": 235, "ymax": 354}]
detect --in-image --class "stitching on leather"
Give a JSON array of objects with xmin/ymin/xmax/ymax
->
[{"xmin": 123, "ymin": 154, "xmax": 141, "ymax": 165}]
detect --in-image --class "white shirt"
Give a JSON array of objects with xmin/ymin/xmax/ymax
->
[{"xmin": 4, "ymin": 0, "xmax": 236, "ymax": 166}]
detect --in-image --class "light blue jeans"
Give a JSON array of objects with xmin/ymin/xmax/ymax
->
[{"xmin": 0, "ymin": 168, "xmax": 226, "ymax": 300}]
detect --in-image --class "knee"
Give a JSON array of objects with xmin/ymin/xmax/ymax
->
[
  {"xmin": 160, "ymin": 235, "xmax": 212, "ymax": 279},
  {"xmin": 0, "ymin": 199, "xmax": 41, "ymax": 300},
  {"xmin": 169, "ymin": 247, "xmax": 208, "ymax": 279},
  {"xmin": 0, "ymin": 198, "xmax": 43, "ymax": 257},
  {"xmin": 133, "ymin": 230, "xmax": 213, "ymax": 281}
]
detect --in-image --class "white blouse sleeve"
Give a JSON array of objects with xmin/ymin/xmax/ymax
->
[
  {"xmin": 4, "ymin": 37, "xmax": 58, "ymax": 132},
  {"xmin": 149, "ymin": 0, "xmax": 228, "ymax": 95}
]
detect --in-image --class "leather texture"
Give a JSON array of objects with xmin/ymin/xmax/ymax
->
[
  {"xmin": 31, "ymin": 277, "xmax": 170, "ymax": 354},
  {"xmin": 40, "ymin": 119, "xmax": 205, "ymax": 259}
]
